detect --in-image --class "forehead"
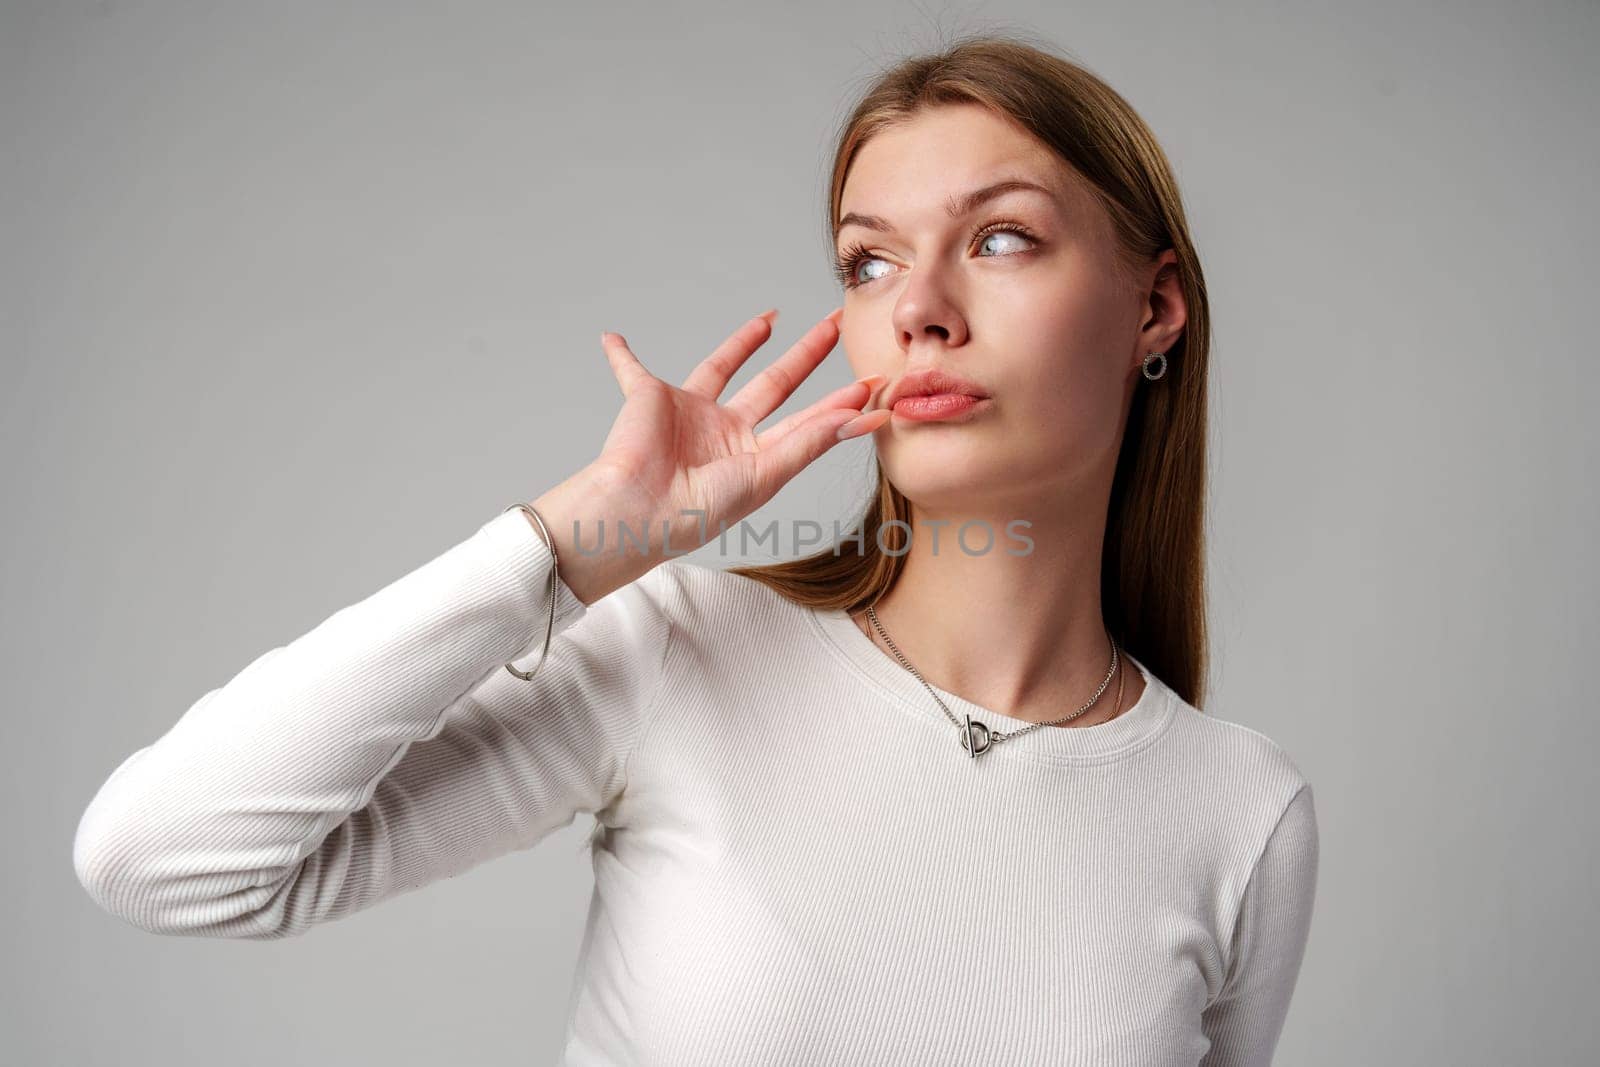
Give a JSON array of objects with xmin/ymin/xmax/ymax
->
[{"xmin": 840, "ymin": 104, "xmax": 1078, "ymax": 216}]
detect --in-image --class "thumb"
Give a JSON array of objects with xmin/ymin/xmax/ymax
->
[{"xmin": 753, "ymin": 406, "xmax": 890, "ymax": 489}]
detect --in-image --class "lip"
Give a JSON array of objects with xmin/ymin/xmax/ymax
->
[
  {"xmin": 885, "ymin": 368, "xmax": 991, "ymax": 408},
  {"xmin": 891, "ymin": 394, "xmax": 990, "ymax": 421}
]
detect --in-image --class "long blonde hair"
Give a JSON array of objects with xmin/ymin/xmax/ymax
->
[{"xmin": 728, "ymin": 31, "xmax": 1213, "ymax": 709}]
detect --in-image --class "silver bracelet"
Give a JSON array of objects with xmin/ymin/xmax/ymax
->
[{"xmin": 501, "ymin": 501, "xmax": 559, "ymax": 681}]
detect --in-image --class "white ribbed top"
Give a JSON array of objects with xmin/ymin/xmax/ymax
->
[{"xmin": 74, "ymin": 506, "xmax": 1318, "ymax": 1066}]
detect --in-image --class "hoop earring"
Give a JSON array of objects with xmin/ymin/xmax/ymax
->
[{"xmin": 1141, "ymin": 351, "xmax": 1168, "ymax": 381}]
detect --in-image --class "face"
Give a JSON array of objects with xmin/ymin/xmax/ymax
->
[{"xmin": 834, "ymin": 102, "xmax": 1182, "ymax": 516}]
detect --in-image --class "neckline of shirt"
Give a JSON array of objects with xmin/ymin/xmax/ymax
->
[{"xmin": 803, "ymin": 603, "xmax": 1178, "ymax": 766}]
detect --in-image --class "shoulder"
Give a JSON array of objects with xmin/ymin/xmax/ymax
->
[
  {"xmin": 1165, "ymin": 688, "xmax": 1311, "ymax": 797},
  {"xmin": 1155, "ymin": 686, "xmax": 1317, "ymax": 857},
  {"xmin": 628, "ymin": 556, "xmax": 808, "ymax": 644}
]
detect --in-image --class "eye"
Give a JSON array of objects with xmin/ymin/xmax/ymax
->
[
  {"xmin": 832, "ymin": 219, "xmax": 1041, "ymax": 291},
  {"xmin": 832, "ymin": 242, "xmax": 891, "ymax": 290},
  {"xmin": 973, "ymin": 221, "xmax": 1037, "ymax": 257}
]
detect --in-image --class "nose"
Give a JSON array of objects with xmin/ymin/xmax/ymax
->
[{"xmin": 890, "ymin": 265, "xmax": 969, "ymax": 352}]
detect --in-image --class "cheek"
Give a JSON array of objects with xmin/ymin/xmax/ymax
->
[
  {"xmin": 990, "ymin": 249, "xmax": 1127, "ymax": 345},
  {"xmin": 991, "ymin": 286, "xmax": 1132, "ymax": 454},
  {"xmin": 997, "ymin": 379, "xmax": 1122, "ymax": 488},
  {"xmin": 998, "ymin": 298, "xmax": 1120, "ymax": 404},
  {"xmin": 1012, "ymin": 370, "xmax": 1103, "ymax": 444}
]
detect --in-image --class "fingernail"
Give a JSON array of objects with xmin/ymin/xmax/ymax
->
[
  {"xmin": 854, "ymin": 373, "xmax": 887, "ymax": 390},
  {"xmin": 836, "ymin": 411, "xmax": 883, "ymax": 440},
  {"xmin": 759, "ymin": 308, "xmax": 780, "ymax": 324}
]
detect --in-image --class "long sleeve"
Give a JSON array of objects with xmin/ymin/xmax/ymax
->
[
  {"xmin": 71, "ymin": 506, "xmax": 676, "ymax": 940},
  {"xmin": 1200, "ymin": 782, "xmax": 1320, "ymax": 1066}
]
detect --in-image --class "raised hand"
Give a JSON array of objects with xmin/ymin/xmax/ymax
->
[{"xmin": 531, "ymin": 308, "xmax": 891, "ymax": 604}]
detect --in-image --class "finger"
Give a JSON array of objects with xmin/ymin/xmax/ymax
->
[
  {"xmin": 752, "ymin": 404, "xmax": 890, "ymax": 490},
  {"xmin": 600, "ymin": 332, "xmax": 654, "ymax": 397},
  {"xmin": 753, "ymin": 374, "xmax": 886, "ymax": 450},
  {"xmin": 834, "ymin": 408, "xmax": 893, "ymax": 441},
  {"xmin": 724, "ymin": 308, "xmax": 845, "ymax": 426},
  {"xmin": 680, "ymin": 309, "xmax": 781, "ymax": 400}
]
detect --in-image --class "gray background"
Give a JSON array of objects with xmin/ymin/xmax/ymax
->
[{"xmin": 6, "ymin": 1, "xmax": 1596, "ymax": 1063}]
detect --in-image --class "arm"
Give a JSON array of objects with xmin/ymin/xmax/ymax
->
[
  {"xmin": 71, "ymin": 305, "xmax": 870, "ymax": 942},
  {"xmin": 1200, "ymin": 783, "xmax": 1320, "ymax": 1066},
  {"xmin": 71, "ymin": 501, "xmax": 675, "ymax": 939}
]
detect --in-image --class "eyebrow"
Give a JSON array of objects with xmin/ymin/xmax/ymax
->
[{"xmin": 834, "ymin": 178, "xmax": 1059, "ymax": 240}]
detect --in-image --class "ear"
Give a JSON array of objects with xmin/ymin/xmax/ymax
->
[{"xmin": 1136, "ymin": 249, "xmax": 1187, "ymax": 366}]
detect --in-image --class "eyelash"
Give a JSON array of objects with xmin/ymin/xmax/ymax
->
[{"xmin": 832, "ymin": 219, "xmax": 1040, "ymax": 290}]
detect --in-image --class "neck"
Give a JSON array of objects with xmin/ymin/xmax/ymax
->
[{"xmin": 853, "ymin": 487, "xmax": 1144, "ymax": 728}]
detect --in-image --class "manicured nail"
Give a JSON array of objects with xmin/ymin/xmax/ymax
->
[
  {"xmin": 836, "ymin": 411, "xmax": 885, "ymax": 440},
  {"xmin": 759, "ymin": 308, "xmax": 780, "ymax": 324},
  {"xmin": 854, "ymin": 373, "xmax": 887, "ymax": 391}
]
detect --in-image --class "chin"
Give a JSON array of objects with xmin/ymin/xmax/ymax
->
[{"xmin": 883, "ymin": 461, "xmax": 1007, "ymax": 505}]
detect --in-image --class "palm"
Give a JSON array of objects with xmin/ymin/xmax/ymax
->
[{"xmin": 591, "ymin": 310, "xmax": 889, "ymax": 551}]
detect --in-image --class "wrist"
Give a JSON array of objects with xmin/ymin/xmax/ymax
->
[{"xmin": 529, "ymin": 466, "xmax": 658, "ymax": 606}]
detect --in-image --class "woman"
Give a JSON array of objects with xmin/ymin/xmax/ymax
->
[{"xmin": 74, "ymin": 33, "xmax": 1317, "ymax": 1066}]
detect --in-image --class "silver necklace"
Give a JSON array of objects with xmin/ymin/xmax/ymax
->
[{"xmin": 863, "ymin": 604, "xmax": 1121, "ymax": 760}]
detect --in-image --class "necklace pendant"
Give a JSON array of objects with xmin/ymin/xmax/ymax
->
[{"xmin": 959, "ymin": 713, "xmax": 994, "ymax": 759}]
